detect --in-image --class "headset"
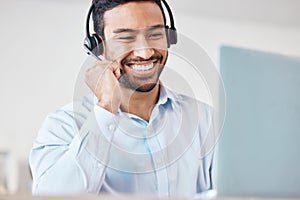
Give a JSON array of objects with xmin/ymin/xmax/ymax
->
[{"xmin": 84, "ymin": 0, "xmax": 177, "ymax": 57}]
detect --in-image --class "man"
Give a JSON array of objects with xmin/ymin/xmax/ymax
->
[{"xmin": 30, "ymin": 0, "xmax": 214, "ymax": 197}]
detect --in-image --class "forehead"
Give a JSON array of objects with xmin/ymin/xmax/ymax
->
[{"xmin": 103, "ymin": 1, "xmax": 164, "ymax": 32}]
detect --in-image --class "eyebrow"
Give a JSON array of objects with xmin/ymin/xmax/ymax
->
[
  {"xmin": 148, "ymin": 24, "xmax": 165, "ymax": 31},
  {"xmin": 113, "ymin": 24, "xmax": 165, "ymax": 34}
]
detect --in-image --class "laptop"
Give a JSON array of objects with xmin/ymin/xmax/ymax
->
[{"xmin": 217, "ymin": 46, "xmax": 300, "ymax": 197}]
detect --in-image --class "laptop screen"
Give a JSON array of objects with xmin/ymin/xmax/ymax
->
[{"xmin": 217, "ymin": 46, "xmax": 300, "ymax": 198}]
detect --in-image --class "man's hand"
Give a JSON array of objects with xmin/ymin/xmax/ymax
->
[{"xmin": 85, "ymin": 60, "xmax": 122, "ymax": 114}]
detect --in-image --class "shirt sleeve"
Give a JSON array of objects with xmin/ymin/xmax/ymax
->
[
  {"xmin": 29, "ymin": 103, "xmax": 117, "ymax": 195},
  {"xmin": 195, "ymin": 103, "xmax": 216, "ymax": 196}
]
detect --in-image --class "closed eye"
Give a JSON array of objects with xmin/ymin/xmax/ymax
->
[
  {"xmin": 116, "ymin": 36, "xmax": 136, "ymax": 43},
  {"xmin": 118, "ymin": 36, "xmax": 135, "ymax": 40},
  {"xmin": 149, "ymin": 33, "xmax": 164, "ymax": 39}
]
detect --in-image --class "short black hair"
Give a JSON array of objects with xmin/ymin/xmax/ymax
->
[{"xmin": 92, "ymin": 0, "xmax": 166, "ymax": 39}]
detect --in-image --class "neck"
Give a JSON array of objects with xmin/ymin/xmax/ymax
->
[{"xmin": 120, "ymin": 84, "xmax": 160, "ymax": 122}]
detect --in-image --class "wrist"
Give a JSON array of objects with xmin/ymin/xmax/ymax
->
[{"xmin": 97, "ymin": 100, "xmax": 118, "ymax": 114}]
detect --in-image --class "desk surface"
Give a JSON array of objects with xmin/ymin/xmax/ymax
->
[{"xmin": 1, "ymin": 195, "xmax": 299, "ymax": 200}]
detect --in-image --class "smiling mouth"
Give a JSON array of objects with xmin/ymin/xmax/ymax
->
[
  {"xmin": 126, "ymin": 60, "xmax": 157, "ymax": 72},
  {"xmin": 130, "ymin": 63, "xmax": 154, "ymax": 71}
]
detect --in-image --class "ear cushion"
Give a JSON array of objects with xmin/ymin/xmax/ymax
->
[
  {"xmin": 165, "ymin": 26, "xmax": 177, "ymax": 48},
  {"xmin": 168, "ymin": 28, "xmax": 177, "ymax": 46},
  {"xmin": 84, "ymin": 36, "xmax": 93, "ymax": 50},
  {"xmin": 90, "ymin": 34, "xmax": 103, "ymax": 56}
]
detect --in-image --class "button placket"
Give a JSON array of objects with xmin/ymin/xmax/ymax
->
[{"xmin": 146, "ymin": 137, "xmax": 169, "ymax": 196}]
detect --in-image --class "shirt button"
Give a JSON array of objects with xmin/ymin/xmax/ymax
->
[
  {"xmin": 108, "ymin": 124, "xmax": 116, "ymax": 132},
  {"xmin": 97, "ymin": 163, "xmax": 102, "ymax": 168}
]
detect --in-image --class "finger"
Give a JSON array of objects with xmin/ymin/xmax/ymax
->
[
  {"xmin": 90, "ymin": 59, "xmax": 120, "ymax": 80},
  {"xmin": 109, "ymin": 61, "xmax": 121, "ymax": 79},
  {"xmin": 94, "ymin": 59, "xmax": 112, "ymax": 69}
]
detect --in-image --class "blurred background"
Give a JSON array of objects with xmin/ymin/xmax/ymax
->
[{"xmin": 0, "ymin": 0, "xmax": 300, "ymax": 196}]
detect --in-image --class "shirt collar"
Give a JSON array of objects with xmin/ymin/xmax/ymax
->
[
  {"xmin": 119, "ymin": 84, "xmax": 178, "ymax": 125},
  {"xmin": 93, "ymin": 83, "xmax": 178, "ymax": 115},
  {"xmin": 157, "ymin": 83, "xmax": 178, "ymax": 107}
]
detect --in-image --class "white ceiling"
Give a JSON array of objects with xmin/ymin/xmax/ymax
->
[{"xmin": 171, "ymin": 0, "xmax": 300, "ymax": 27}]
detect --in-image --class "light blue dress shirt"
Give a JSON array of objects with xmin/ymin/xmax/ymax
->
[{"xmin": 29, "ymin": 85, "xmax": 215, "ymax": 197}]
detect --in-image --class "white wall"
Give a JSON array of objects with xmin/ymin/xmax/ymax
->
[
  {"xmin": 0, "ymin": 0, "xmax": 88, "ymax": 159},
  {"xmin": 176, "ymin": 14, "xmax": 300, "ymax": 65},
  {"xmin": 0, "ymin": 0, "xmax": 89, "ymax": 192},
  {"xmin": 0, "ymin": 0, "xmax": 300, "ymax": 193}
]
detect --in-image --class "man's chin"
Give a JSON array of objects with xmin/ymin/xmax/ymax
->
[
  {"xmin": 120, "ymin": 81, "xmax": 158, "ymax": 92},
  {"xmin": 135, "ymin": 83, "xmax": 157, "ymax": 92}
]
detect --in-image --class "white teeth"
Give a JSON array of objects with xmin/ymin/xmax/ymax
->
[{"xmin": 131, "ymin": 63, "xmax": 154, "ymax": 71}]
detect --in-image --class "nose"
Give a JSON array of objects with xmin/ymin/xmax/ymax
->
[{"xmin": 132, "ymin": 36, "xmax": 154, "ymax": 59}]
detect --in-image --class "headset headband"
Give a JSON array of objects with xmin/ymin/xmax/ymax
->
[
  {"xmin": 86, "ymin": 4, "xmax": 95, "ymax": 38},
  {"xmin": 161, "ymin": 0, "xmax": 175, "ymax": 30}
]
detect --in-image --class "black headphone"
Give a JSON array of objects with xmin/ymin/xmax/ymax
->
[{"xmin": 84, "ymin": 0, "xmax": 177, "ymax": 56}]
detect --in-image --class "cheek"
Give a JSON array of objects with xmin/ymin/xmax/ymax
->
[
  {"xmin": 158, "ymin": 49, "xmax": 168, "ymax": 62},
  {"xmin": 104, "ymin": 41, "xmax": 132, "ymax": 61},
  {"xmin": 150, "ymin": 38, "xmax": 168, "ymax": 51}
]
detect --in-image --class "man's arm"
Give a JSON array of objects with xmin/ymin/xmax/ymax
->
[{"xmin": 29, "ymin": 103, "xmax": 116, "ymax": 195}]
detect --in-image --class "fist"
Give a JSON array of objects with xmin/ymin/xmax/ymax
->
[{"xmin": 85, "ymin": 60, "xmax": 122, "ymax": 114}]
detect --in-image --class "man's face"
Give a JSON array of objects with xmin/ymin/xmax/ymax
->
[{"xmin": 103, "ymin": 1, "xmax": 168, "ymax": 92}]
